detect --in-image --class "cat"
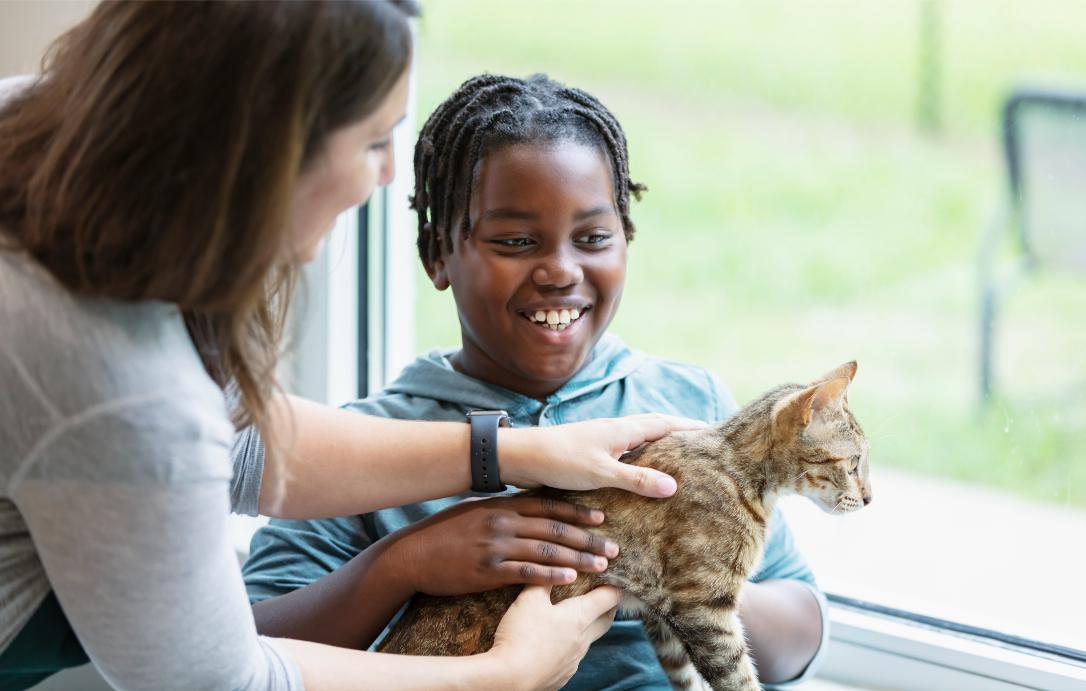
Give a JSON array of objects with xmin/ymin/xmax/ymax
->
[{"xmin": 377, "ymin": 362, "xmax": 872, "ymax": 691}]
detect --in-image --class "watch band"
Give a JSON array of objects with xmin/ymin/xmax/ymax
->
[{"xmin": 467, "ymin": 410, "xmax": 510, "ymax": 493}]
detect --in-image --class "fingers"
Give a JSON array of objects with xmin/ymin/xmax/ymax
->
[
  {"xmin": 510, "ymin": 496, "xmax": 605, "ymax": 526},
  {"xmin": 605, "ymin": 459, "xmax": 678, "ymax": 498},
  {"xmin": 563, "ymin": 584, "xmax": 624, "ymax": 620},
  {"xmin": 496, "ymin": 561, "xmax": 578, "ymax": 586},
  {"xmin": 614, "ymin": 413, "xmax": 708, "ymax": 448},
  {"xmin": 509, "ymin": 514, "xmax": 617, "ymax": 558},
  {"xmin": 504, "ymin": 537, "xmax": 609, "ymax": 573},
  {"xmin": 511, "ymin": 584, "xmax": 554, "ymax": 607},
  {"xmin": 586, "ymin": 604, "xmax": 620, "ymax": 642}
]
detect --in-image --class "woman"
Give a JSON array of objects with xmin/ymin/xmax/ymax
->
[{"xmin": 0, "ymin": 3, "xmax": 695, "ymax": 689}]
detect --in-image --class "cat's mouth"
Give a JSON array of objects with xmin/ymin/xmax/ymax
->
[{"xmin": 517, "ymin": 304, "xmax": 592, "ymax": 332}]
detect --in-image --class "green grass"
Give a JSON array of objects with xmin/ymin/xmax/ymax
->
[{"xmin": 410, "ymin": 0, "xmax": 1086, "ymax": 507}]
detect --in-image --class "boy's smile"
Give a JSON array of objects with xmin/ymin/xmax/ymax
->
[{"xmin": 427, "ymin": 140, "xmax": 627, "ymax": 400}]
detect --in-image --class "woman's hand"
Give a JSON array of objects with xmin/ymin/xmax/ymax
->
[
  {"xmin": 501, "ymin": 414, "xmax": 708, "ymax": 499},
  {"xmin": 488, "ymin": 585, "xmax": 623, "ymax": 691},
  {"xmin": 384, "ymin": 496, "xmax": 619, "ymax": 596}
]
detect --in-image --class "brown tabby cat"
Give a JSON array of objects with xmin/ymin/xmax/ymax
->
[{"xmin": 378, "ymin": 362, "xmax": 872, "ymax": 691}]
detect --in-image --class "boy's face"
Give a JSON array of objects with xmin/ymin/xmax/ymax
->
[{"xmin": 428, "ymin": 140, "xmax": 627, "ymax": 399}]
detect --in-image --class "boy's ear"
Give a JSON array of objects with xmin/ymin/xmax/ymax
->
[
  {"xmin": 425, "ymin": 257, "xmax": 450, "ymax": 291},
  {"xmin": 421, "ymin": 223, "xmax": 450, "ymax": 291}
]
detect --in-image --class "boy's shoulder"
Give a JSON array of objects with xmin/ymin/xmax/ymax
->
[
  {"xmin": 565, "ymin": 340, "xmax": 738, "ymax": 424},
  {"xmin": 623, "ymin": 350, "xmax": 738, "ymax": 421}
]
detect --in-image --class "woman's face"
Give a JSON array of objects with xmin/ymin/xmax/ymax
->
[
  {"xmin": 430, "ymin": 140, "xmax": 628, "ymax": 399},
  {"xmin": 290, "ymin": 70, "xmax": 410, "ymax": 263}
]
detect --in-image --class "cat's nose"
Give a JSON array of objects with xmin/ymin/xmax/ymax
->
[{"xmin": 862, "ymin": 494, "xmax": 872, "ymax": 505}]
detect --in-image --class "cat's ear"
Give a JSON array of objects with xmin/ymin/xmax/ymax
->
[
  {"xmin": 772, "ymin": 377, "xmax": 852, "ymax": 440},
  {"xmin": 812, "ymin": 361, "xmax": 857, "ymax": 385},
  {"xmin": 772, "ymin": 385, "xmax": 820, "ymax": 439},
  {"xmin": 811, "ymin": 376, "xmax": 850, "ymax": 417}
]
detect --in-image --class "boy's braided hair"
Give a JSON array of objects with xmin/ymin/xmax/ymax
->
[{"xmin": 411, "ymin": 73, "xmax": 646, "ymax": 265}]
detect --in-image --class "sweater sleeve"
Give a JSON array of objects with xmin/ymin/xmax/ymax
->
[
  {"xmin": 232, "ymin": 425, "xmax": 267, "ymax": 517},
  {"xmin": 10, "ymin": 396, "xmax": 303, "ymax": 691}
]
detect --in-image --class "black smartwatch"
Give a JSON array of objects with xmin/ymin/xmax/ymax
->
[{"xmin": 467, "ymin": 409, "xmax": 511, "ymax": 493}]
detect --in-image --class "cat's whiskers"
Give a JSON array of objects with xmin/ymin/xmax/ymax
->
[{"xmin": 868, "ymin": 431, "xmax": 900, "ymax": 442}]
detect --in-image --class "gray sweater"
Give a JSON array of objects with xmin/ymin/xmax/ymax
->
[{"xmin": 0, "ymin": 248, "xmax": 301, "ymax": 690}]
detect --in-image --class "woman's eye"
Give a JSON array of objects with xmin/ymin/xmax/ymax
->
[{"xmin": 369, "ymin": 139, "xmax": 391, "ymax": 151}]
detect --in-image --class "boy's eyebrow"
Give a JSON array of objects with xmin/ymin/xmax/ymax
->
[
  {"xmin": 479, "ymin": 205, "xmax": 618, "ymax": 222},
  {"xmin": 573, "ymin": 204, "xmax": 617, "ymax": 221},
  {"xmin": 479, "ymin": 208, "xmax": 539, "ymax": 221}
]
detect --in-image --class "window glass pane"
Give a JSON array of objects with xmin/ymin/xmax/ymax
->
[{"xmin": 413, "ymin": 0, "xmax": 1086, "ymax": 652}]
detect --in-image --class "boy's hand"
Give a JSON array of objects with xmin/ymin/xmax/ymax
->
[
  {"xmin": 384, "ymin": 496, "xmax": 618, "ymax": 596},
  {"xmin": 501, "ymin": 414, "xmax": 708, "ymax": 498}
]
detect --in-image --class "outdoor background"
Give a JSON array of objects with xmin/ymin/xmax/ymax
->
[
  {"xmin": 409, "ymin": 0, "xmax": 1086, "ymax": 650},
  {"xmin": 413, "ymin": 0, "xmax": 1086, "ymax": 508}
]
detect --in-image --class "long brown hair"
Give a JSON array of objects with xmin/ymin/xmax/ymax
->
[{"xmin": 0, "ymin": 1, "xmax": 416, "ymax": 433}]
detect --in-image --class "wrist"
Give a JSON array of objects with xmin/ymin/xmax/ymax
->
[
  {"xmin": 475, "ymin": 649, "xmax": 528, "ymax": 691},
  {"xmin": 497, "ymin": 427, "xmax": 543, "ymax": 488},
  {"xmin": 369, "ymin": 531, "xmax": 421, "ymax": 598}
]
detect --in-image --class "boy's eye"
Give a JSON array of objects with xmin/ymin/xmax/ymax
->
[
  {"xmin": 576, "ymin": 232, "xmax": 612, "ymax": 246},
  {"xmin": 492, "ymin": 237, "xmax": 535, "ymax": 248},
  {"xmin": 369, "ymin": 139, "xmax": 391, "ymax": 151}
]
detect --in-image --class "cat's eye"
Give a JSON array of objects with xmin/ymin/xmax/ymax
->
[{"xmin": 848, "ymin": 457, "xmax": 860, "ymax": 475}]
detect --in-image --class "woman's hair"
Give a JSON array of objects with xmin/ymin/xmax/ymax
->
[
  {"xmin": 412, "ymin": 73, "xmax": 645, "ymax": 266},
  {"xmin": 0, "ymin": 0, "xmax": 416, "ymax": 431}
]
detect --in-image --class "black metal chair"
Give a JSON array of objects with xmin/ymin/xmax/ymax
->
[{"xmin": 979, "ymin": 88, "xmax": 1086, "ymax": 401}]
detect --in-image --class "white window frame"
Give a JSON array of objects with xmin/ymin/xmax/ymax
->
[{"xmin": 820, "ymin": 600, "xmax": 1086, "ymax": 690}]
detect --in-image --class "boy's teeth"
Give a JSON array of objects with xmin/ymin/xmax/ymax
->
[{"xmin": 525, "ymin": 307, "xmax": 587, "ymax": 325}]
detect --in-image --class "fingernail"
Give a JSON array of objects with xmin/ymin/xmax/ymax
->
[
  {"xmin": 655, "ymin": 475, "xmax": 677, "ymax": 497},
  {"xmin": 594, "ymin": 557, "xmax": 608, "ymax": 570},
  {"xmin": 590, "ymin": 509, "xmax": 605, "ymax": 523},
  {"xmin": 563, "ymin": 569, "xmax": 577, "ymax": 582},
  {"xmin": 604, "ymin": 541, "xmax": 619, "ymax": 558}
]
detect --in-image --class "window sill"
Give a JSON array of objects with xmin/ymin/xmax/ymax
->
[{"xmin": 818, "ymin": 600, "xmax": 1086, "ymax": 690}]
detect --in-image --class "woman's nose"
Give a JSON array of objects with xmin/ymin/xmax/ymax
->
[
  {"xmin": 532, "ymin": 250, "xmax": 583, "ymax": 288},
  {"xmin": 378, "ymin": 142, "xmax": 396, "ymax": 186}
]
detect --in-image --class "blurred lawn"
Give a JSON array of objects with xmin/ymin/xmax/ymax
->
[{"xmin": 410, "ymin": 0, "xmax": 1086, "ymax": 507}]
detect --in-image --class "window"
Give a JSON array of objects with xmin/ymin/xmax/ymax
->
[{"xmin": 406, "ymin": 0, "xmax": 1086, "ymax": 687}]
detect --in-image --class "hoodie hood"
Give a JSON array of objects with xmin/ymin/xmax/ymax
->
[{"xmin": 383, "ymin": 334, "xmax": 646, "ymax": 414}]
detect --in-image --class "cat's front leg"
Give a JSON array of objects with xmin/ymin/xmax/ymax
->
[
  {"xmin": 666, "ymin": 605, "xmax": 758, "ymax": 691},
  {"xmin": 643, "ymin": 616, "xmax": 711, "ymax": 690}
]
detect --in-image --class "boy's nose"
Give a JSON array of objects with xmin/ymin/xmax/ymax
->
[{"xmin": 532, "ymin": 253, "xmax": 583, "ymax": 288}]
